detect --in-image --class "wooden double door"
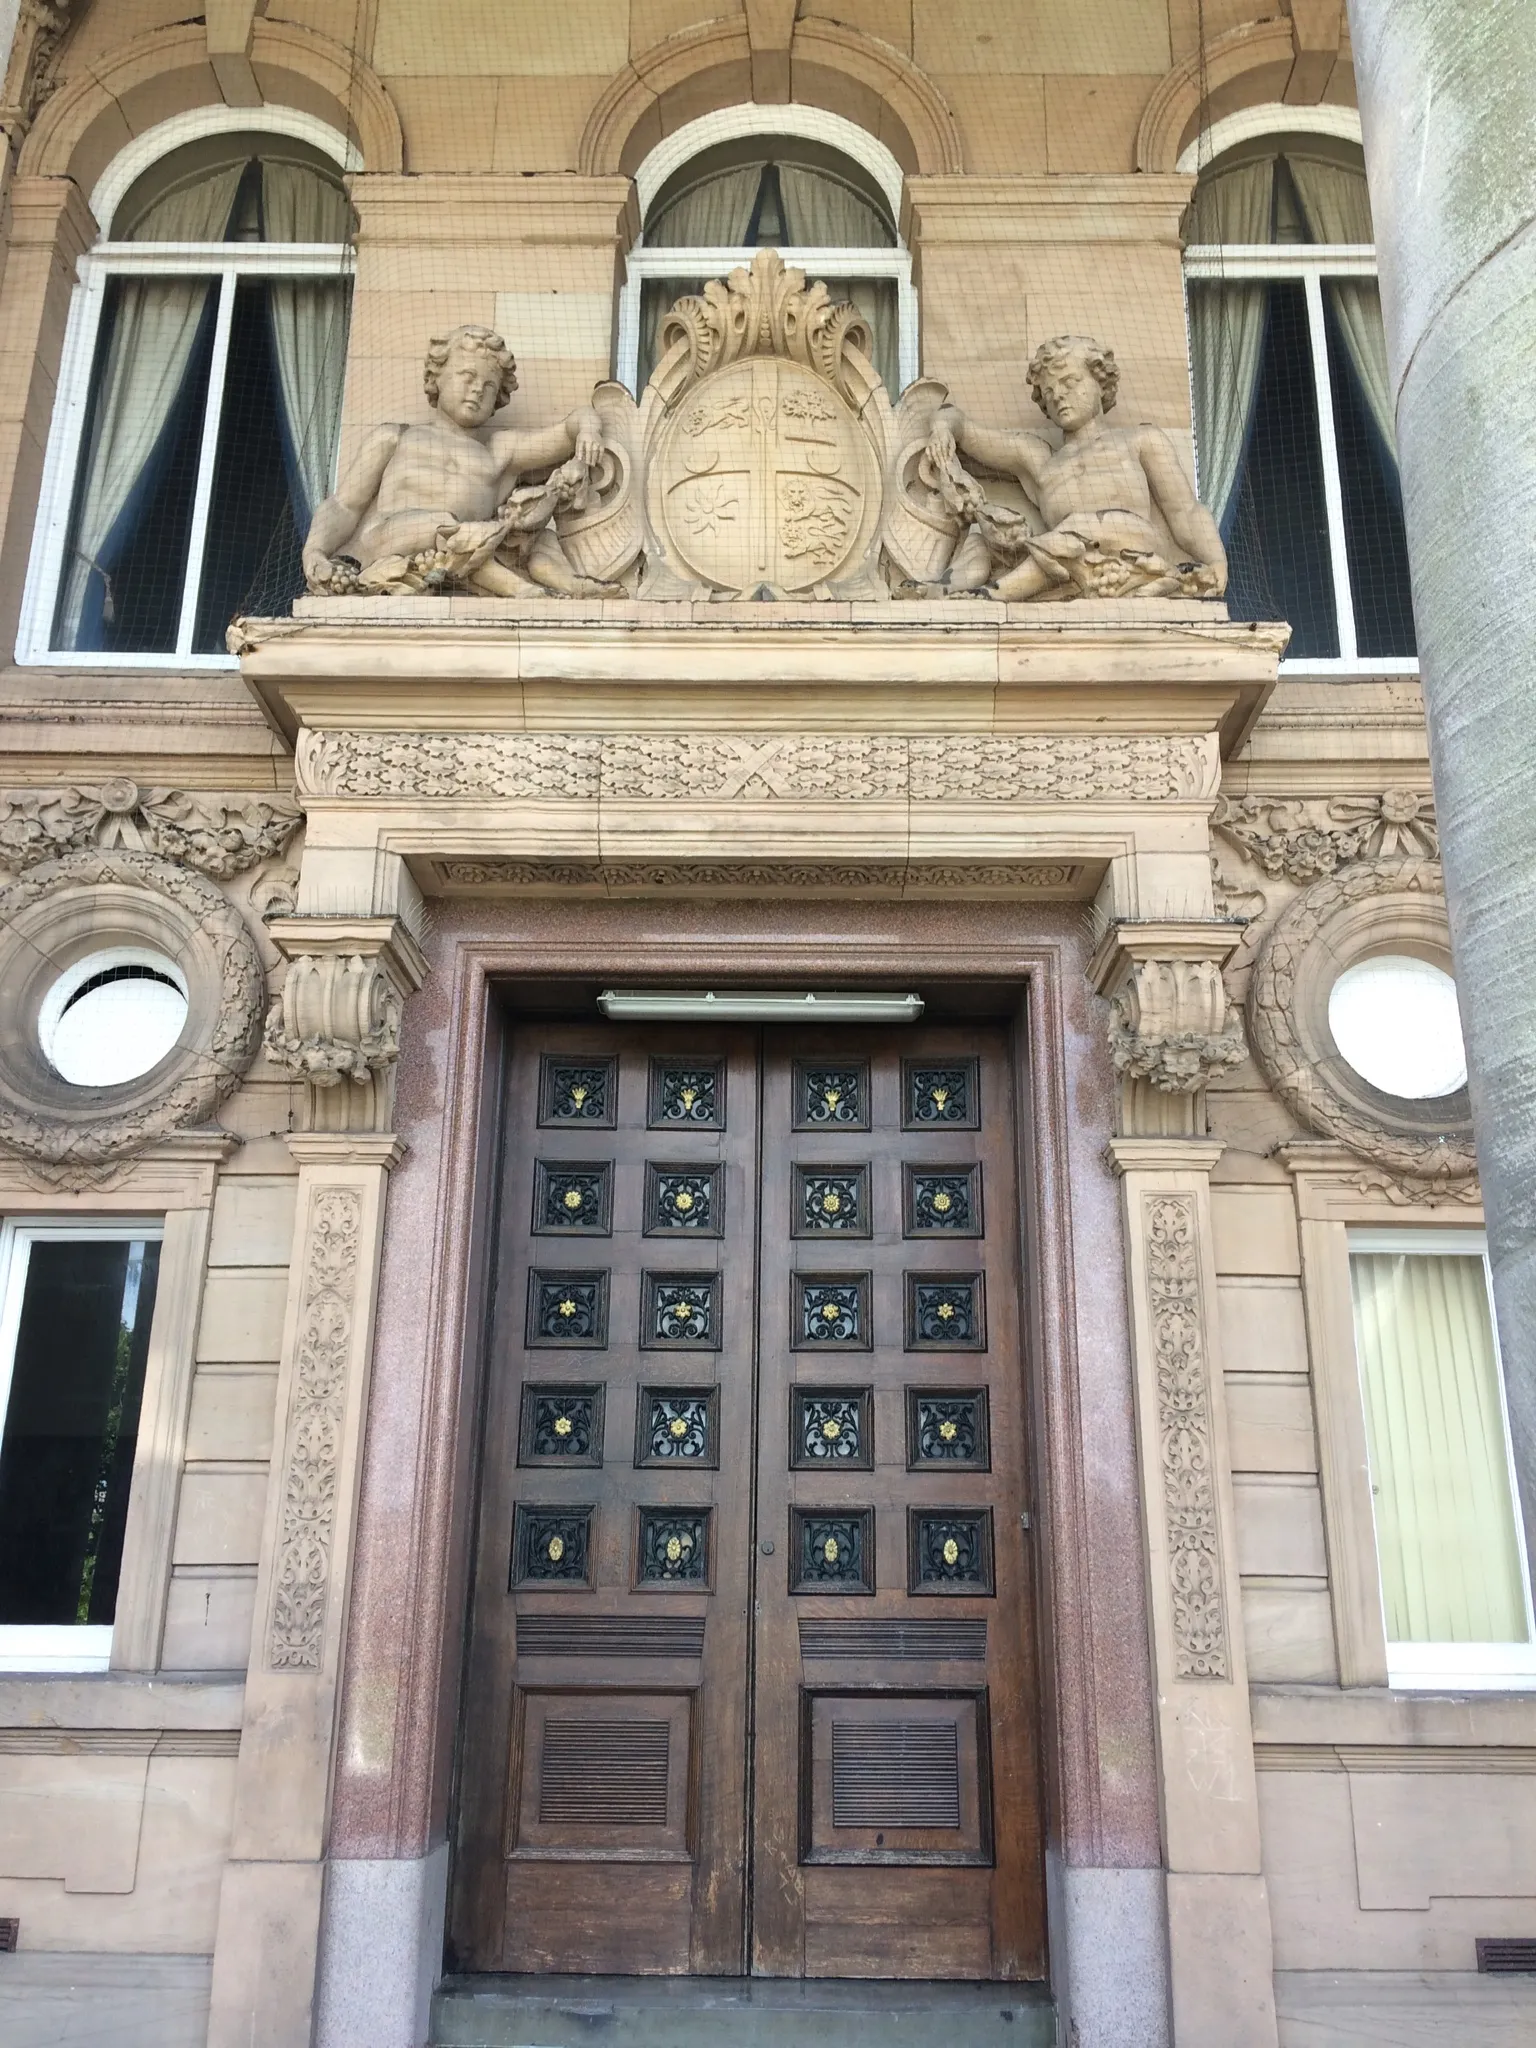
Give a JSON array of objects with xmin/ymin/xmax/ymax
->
[{"xmin": 452, "ymin": 1021, "xmax": 1044, "ymax": 1980}]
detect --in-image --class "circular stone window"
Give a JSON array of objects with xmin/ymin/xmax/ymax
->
[
  {"xmin": 1327, "ymin": 954, "xmax": 1467, "ymax": 1100},
  {"xmin": 1247, "ymin": 858, "xmax": 1475, "ymax": 1181},
  {"xmin": 39, "ymin": 948, "xmax": 190, "ymax": 1087}
]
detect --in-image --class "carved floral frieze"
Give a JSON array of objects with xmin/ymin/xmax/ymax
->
[
  {"xmin": 0, "ymin": 780, "xmax": 302, "ymax": 879},
  {"xmin": 1213, "ymin": 790, "xmax": 1437, "ymax": 881},
  {"xmin": 431, "ymin": 858, "xmax": 1084, "ymax": 892},
  {"xmin": 297, "ymin": 728, "xmax": 1217, "ymax": 804}
]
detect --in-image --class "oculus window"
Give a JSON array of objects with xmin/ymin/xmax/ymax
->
[
  {"xmin": 26, "ymin": 132, "xmax": 353, "ymax": 664},
  {"xmin": 1349, "ymin": 1230, "xmax": 1536, "ymax": 1689},
  {"xmin": 1184, "ymin": 139, "xmax": 1416, "ymax": 670},
  {"xmin": 1327, "ymin": 955, "xmax": 1467, "ymax": 1101},
  {"xmin": 0, "ymin": 1224, "xmax": 163, "ymax": 1671},
  {"xmin": 38, "ymin": 948, "xmax": 190, "ymax": 1088},
  {"xmin": 619, "ymin": 134, "xmax": 911, "ymax": 397}
]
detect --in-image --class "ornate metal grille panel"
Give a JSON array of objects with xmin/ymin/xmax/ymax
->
[
  {"xmin": 904, "ymin": 1165, "xmax": 982, "ymax": 1236},
  {"xmin": 793, "ymin": 1274, "xmax": 869, "ymax": 1347},
  {"xmin": 527, "ymin": 1271, "xmax": 609, "ymax": 1347},
  {"xmin": 791, "ymin": 1387, "xmax": 872, "ymax": 1468},
  {"xmin": 539, "ymin": 1056, "xmax": 616, "ymax": 1127},
  {"xmin": 642, "ymin": 1272, "xmax": 722, "ymax": 1348},
  {"xmin": 906, "ymin": 1274, "xmax": 985, "ymax": 1349},
  {"xmin": 519, "ymin": 1384, "xmax": 605, "ymax": 1465},
  {"xmin": 637, "ymin": 1388, "xmax": 717, "ymax": 1467},
  {"xmin": 534, "ymin": 1161, "xmax": 613, "ymax": 1234},
  {"xmin": 906, "ymin": 1390, "xmax": 989, "ymax": 1470},
  {"xmin": 903, "ymin": 1060, "xmax": 979, "ymax": 1130},
  {"xmin": 512, "ymin": 1505, "xmax": 593, "ymax": 1586},
  {"xmin": 908, "ymin": 1509, "xmax": 995, "ymax": 1595},
  {"xmin": 793, "ymin": 1165, "xmax": 869, "ymax": 1236},
  {"xmin": 649, "ymin": 1059, "xmax": 724, "ymax": 1129},
  {"xmin": 794, "ymin": 1061, "xmax": 870, "ymax": 1131},
  {"xmin": 644, "ymin": 1163, "xmax": 723, "ymax": 1236},
  {"xmin": 791, "ymin": 1509, "xmax": 874, "ymax": 1593},
  {"xmin": 638, "ymin": 1509, "xmax": 711, "ymax": 1584}
]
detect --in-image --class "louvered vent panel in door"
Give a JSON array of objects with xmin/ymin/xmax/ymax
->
[
  {"xmin": 538, "ymin": 1718, "xmax": 672, "ymax": 1826},
  {"xmin": 831, "ymin": 1719, "xmax": 961, "ymax": 1828}
]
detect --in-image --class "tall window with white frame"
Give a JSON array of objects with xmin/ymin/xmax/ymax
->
[
  {"xmin": 26, "ymin": 132, "xmax": 353, "ymax": 663},
  {"xmin": 617, "ymin": 127, "xmax": 914, "ymax": 397},
  {"xmin": 0, "ymin": 1223, "xmax": 164, "ymax": 1672},
  {"xmin": 1349, "ymin": 1228, "xmax": 1536, "ymax": 1689},
  {"xmin": 1184, "ymin": 135, "xmax": 1416, "ymax": 670}
]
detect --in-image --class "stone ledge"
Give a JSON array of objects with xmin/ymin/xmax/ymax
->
[
  {"xmin": 0, "ymin": 1673, "xmax": 246, "ymax": 1731},
  {"xmin": 1252, "ymin": 1683, "xmax": 1536, "ymax": 1748}
]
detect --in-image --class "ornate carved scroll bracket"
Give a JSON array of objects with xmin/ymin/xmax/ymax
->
[
  {"xmin": 1091, "ymin": 921, "xmax": 1247, "ymax": 1137},
  {"xmin": 264, "ymin": 917, "xmax": 428, "ymax": 1133}
]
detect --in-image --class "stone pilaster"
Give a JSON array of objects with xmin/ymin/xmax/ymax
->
[
  {"xmin": 206, "ymin": 1131, "xmax": 405, "ymax": 2048},
  {"xmin": 1110, "ymin": 1138, "xmax": 1278, "ymax": 2048}
]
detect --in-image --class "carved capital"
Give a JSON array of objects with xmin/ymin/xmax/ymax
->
[
  {"xmin": 264, "ymin": 918, "xmax": 427, "ymax": 1132},
  {"xmin": 1091, "ymin": 921, "xmax": 1247, "ymax": 1136},
  {"xmin": 1, "ymin": 0, "xmax": 75, "ymax": 137}
]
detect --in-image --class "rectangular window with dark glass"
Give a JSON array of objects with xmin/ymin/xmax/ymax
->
[{"xmin": 0, "ymin": 1228, "xmax": 162, "ymax": 1670}]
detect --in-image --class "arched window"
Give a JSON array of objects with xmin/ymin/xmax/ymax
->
[
  {"xmin": 21, "ymin": 119, "xmax": 354, "ymax": 665},
  {"xmin": 1183, "ymin": 118, "xmax": 1415, "ymax": 670},
  {"xmin": 617, "ymin": 113, "xmax": 914, "ymax": 398}
]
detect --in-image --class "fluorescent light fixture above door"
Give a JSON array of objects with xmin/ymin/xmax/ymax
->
[{"xmin": 596, "ymin": 989, "xmax": 924, "ymax": 1023}]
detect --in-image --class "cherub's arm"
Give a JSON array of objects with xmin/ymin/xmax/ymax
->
[
  {"xmin": 932, "ymin": 405, "xmax": 1051, "ymax": 487},
  {"xmin": 488, "ymin": 404, "xmax": 604, "ymax": 484},
  {"xmin": 1138, "ymin": 426, "xmax": 1227, "ymax": 589},
  {"xmin": 302, "ymin": 424, "xmax": 403, "ymax": 573}
]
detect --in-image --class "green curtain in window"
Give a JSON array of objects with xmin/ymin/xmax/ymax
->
[
  {"xmin": 261, "ymin": 162, "xmax": 353, "ymax": 522},
  {"xmin": 1185, "ymin": 158, "xmax": 1273, "ymax": 527},
  {"xmin": 1350, "ymin": 1251, "xmax": 1529, "ymax": 1644}
]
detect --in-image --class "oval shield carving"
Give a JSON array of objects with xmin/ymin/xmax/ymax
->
[{"xmin": 652, "ymin": 357, "xmax": 881, "ymax": 594}]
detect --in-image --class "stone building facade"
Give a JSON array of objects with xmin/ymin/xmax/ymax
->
[{"xmin": 0, "ymin": 6, "xmax": 1530, "ymax": 2048}]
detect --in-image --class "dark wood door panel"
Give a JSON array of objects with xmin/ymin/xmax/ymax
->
[
  {"xmin": 452, "ymin": 1024, "xmax": 758, "ymax": 1977},
  {"xmin": 453, "ymin": 1015, "xmax": 1046, "ymax": 1984},
  {"xmin": 751, "ymin": 1025, "xmax": 1044, "ymax": 1980}
]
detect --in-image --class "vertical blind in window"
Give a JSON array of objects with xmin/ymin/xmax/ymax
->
[
  {"xmin": 54, "ymin": 152, "xmax": 351, "ymax": 656},
  {"xmin": 1350, "ymin": 1249, "xmax": 1529, "ymax": 1645}
]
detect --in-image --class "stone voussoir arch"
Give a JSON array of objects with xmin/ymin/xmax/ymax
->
[
  {"xmin": 20, "ymin": 17, "xmax": 403, "ymax": 194},
  {"xmin": 579, "ymin": 15, "xmax": 962, "ymax": 182},
  {"xmin": 1136, "ymin": 16, "xmax": 1307, "ymax": 173}
]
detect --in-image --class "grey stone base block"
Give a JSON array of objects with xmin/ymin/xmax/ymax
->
[
  {"xmin": 1056, "ymin": 1863, "xmax": 1171, "ymax": 2048},
  {"xmin": 431, "ymin": 1974, "xmax": 1056, "ymax": 2048},
  {"xmin": 315, "ymin": 1845, "xmax": 449, "ymax": 2048},
  {"xmin": 0, "ymin": 1951, "xmax": 211, "ymax": 2048},
  {"xmin": 1276, "ymin": 1971, "xmax": 1536, "ymax": 2047}
]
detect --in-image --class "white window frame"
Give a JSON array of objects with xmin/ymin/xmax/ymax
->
[
  {"xmin": 1347, "ymin": 1226, "xmax": 1536, "ymax": 1691},
  {"xmin": 17, "ymin": 109, "xmax": 355, "ymax": 672},
  {"xmin": 617, "ymin": 104, "xmax": 916, "ymax": 398},
  {"xmin": 0, "ymin": 1218, "xmax": 165, "ymax": 1672},
  {"xmin": 1180, "ymin": 103, "xmax": 1414, "ymax": 679}
]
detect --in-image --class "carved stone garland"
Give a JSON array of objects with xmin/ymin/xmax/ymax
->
[
  {"xmin": 0, "ymin": 851, "xmax": 264, "ymax": 1168},
  {"xmin": 0, "ymin": 780, "xmax": 301, "ymax": 878},
  {"xmin": 267, "ymin": 1185, "xmax": 362, "ymax": 1670},
  {"xmin": 1143, "ymin": 1192, "xmax": 1230, "ymax": 1681},
  {"xmin": 1213, "ymin": 789, "xmax": 1437, "ymax": 881}
]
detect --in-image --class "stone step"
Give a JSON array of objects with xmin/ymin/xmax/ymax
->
[{"xmin": 432, "ymin": 1974, "xmax": 1056, "ymax": 2048}]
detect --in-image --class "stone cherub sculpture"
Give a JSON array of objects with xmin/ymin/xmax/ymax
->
[
  {"xmin": 921, "ymin": 334, "xmax": 1227, "ymax": 601},
  {"xmin": 302, "ymin": 324, "xmax": 623, "ymax": 598}
]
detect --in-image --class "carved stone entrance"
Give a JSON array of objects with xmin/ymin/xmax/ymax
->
[{"xmin": 450, "ymin": 1018, "xmax": 1044, "ymax": 1979}]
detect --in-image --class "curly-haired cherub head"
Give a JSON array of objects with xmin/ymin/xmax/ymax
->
[
  {"xmin": 1027, "ymin": 334, "xmax": 1119, "ymax": 430},
  {"xmin": 423, "ymin": 324, "xmax": 518, "ymax": 428}
]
